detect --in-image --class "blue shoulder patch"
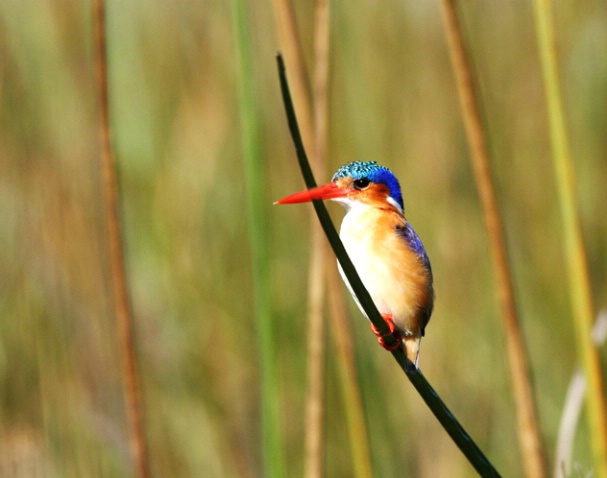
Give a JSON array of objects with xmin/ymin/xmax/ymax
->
[{"xmin": 397, "ymin": 222, "xmax": 433, "ymax": 282}]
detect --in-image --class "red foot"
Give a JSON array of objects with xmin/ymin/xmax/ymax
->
[{"xmin": 370, "ymin": 314, "xmax": 402, "ymax": 351}]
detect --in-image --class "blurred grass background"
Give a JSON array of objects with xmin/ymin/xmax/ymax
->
[{"xmin": 1, "ymin": 1, "xmax": 606, "ymax": 476}]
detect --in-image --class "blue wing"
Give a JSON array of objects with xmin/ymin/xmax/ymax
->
[
  {"xmin": 396, "ymin": 221, "xmax": 434, "ymax": 328},
  {"xmin": 397, "ymin": 222, "xmax": 432, "ymax": 279}
]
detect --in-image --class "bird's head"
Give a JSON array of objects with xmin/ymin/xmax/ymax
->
[{"xmin": 275, "ymin": 161, "xmax": 404, "ymax": 214}]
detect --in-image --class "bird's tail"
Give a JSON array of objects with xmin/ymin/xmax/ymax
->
[{"xmin": 403, "ymin": 336, "xmax": 421, "ymax": 369}]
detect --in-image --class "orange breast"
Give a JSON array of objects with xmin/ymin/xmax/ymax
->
[{"xmin": 339, "ymin": 206, "xmax": 433, "ymax": 336}]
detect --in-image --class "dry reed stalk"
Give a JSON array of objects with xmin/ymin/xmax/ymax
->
[
  {"xmin": 302, "ymin": 1, "xmax": 333, "ymax": 477},
  {"xmin": 91, "ymin": 1, "xmax": 150, "ymax": 477},
  {"xmin": 327, "ymin": 267, "xmax": 374, "ymax": 478},
  {"xmin": 269, "ymin": 2, "xmax": 327, "ymax": 476},
  {"xmin": 312, "ymin": 0, "xmax": 330, "ymax": 176},
  {"xmin": 438, "ymin": 1, "xmax": 547, "ymax": 477},
  {"xmin": 269, "ymin": 5, "xmax": 319, "ymax": 332},
  {"xmin": 304, "ymin": 235, "xmax": 327, "ymax": 478},
  {"xmin": 271, "ymin": 3, "xmax": 372, "ymax": 476},
  {"xmin": 271, "ymin": 0, "xmax": 314, "ymax": 152}
]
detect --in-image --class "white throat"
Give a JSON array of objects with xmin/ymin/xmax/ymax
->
[{"xmin": 331, "ymin": 196, "xmax": 403, "ymax": 215}]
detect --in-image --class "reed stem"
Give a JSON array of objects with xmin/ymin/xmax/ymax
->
[
  {"xmin": 532, "ymin": 0, "xmax": 607, "ymax": 475},
  {"xmin": 302, "ymin": 1, "xmax": 333, "ymax": 476},
  {"xmin": 327, "ymin": 267, "xmax": 374, "ymax": 478},
  {"xmin": 232, "ymin": 2, "xmax": 285, "ymax": 476},
  {"xmin": 277, "ymin": 53, "xmax": 500, "ymax": 477},
  {"xmin": 438, "ymin": 2, "xmax": 547, "ymax": 476},
  {"xmin": 92, "ymin": 1, "xmax": 150, "ymax": 476}
]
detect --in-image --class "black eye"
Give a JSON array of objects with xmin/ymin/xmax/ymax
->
[{"xmin": 353, "ymin": 178, "xmax": 370, "ymax": 190}]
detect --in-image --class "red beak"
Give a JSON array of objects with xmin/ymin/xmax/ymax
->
[{"xmin": 274, "ymin": 182, "xmax": 347, "ymax": 204}]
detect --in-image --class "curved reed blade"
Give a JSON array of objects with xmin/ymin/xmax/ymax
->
[
  {"xmin": 555, "ymin": 311, "xmax": 607, "ymax": 477},
  {"xmin": 276, "ymin": 53, "xmax": 501, "ymax": 478}
]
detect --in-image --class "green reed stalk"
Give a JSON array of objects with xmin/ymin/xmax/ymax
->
[
  {"xmin": 277, "ymin": 53, "xmax": 500, "ymax": 478},
  {"xmin": 532, "ymin": 0, "xmax": 607, "ymax": 475},
  {"xmin": 232, "ymin": 3, "xmax": 285, "ymax": 477}
]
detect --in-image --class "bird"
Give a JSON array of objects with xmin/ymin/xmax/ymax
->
[{"xmin": 275, "ymin": 161, "xmax": 434, "ymax": 368}]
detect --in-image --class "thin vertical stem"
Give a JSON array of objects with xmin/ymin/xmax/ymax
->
[
  {"xmin": 327, "ymin": 267, "xmax": 374, "ymax": 478},
  {"xmin": 438, "ymin": 2, "xmax": 547, "ymax": 477},
  {"xmin": 313, "ymin": 0, "xmax": 330, "ymax": 171},
  {"xmin": 272, "ymin": 4, "xmax": 373, "ymax": 476},
  {"xmin": 91, "ymin": 1, "xmax": 150, "ymax": 477},
  {"xmin": 271, "ymin": 0, "xmax": 314, "ymax": 152},
  {"xmin": 231, "ymin": 1, "xmax": 284, "ymax": 477},
  {"xmin": 532, "ymin": 0, "xmax": 607, "ymax": 475},
  {"xmin": 303, "ymin": 2, "xmax": 332, "ymax": 477},
  {"xmin": 269, "ymin": 2, "xmax": 326, "ymax": 477},
  {"xmin": 304, "ymin": 233, "xmax": 327, "ymax": 478}
]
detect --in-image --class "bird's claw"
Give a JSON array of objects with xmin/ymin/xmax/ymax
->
[{"xmin": 370, "ymin": 314, "xmax": 402, "ymax": 351}]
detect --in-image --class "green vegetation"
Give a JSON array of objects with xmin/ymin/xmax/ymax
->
[{"xmin": 0, "ymin": 1, "xmax": 605, "ymax": 477}]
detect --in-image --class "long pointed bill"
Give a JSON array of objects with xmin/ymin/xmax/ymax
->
[{"xmin": 274, "ymin": 182, "xmax": 347, "ymax": 204}]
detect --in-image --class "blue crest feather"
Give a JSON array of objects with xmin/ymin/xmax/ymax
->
[{"xmin": 332, "ymin": 161, "xmax": 404, "ymax": 211}]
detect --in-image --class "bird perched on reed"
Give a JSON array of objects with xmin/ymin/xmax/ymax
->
[{"xmin": 276, "ymin": 161, "xmax": 434, "ymax": 367}]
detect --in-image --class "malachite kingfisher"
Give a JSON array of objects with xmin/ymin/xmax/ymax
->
[{"xmin": 276, "ymin": 161, "xmax": 434, "ymax": 367}]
